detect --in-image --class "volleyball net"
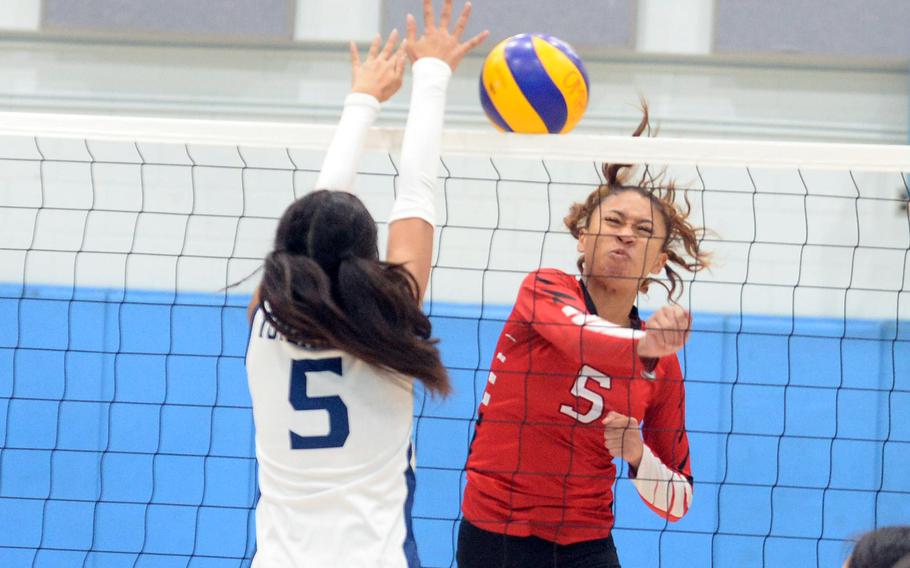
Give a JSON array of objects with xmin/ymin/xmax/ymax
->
[{"xmin": 0, "ymin": 112, "xmax": 908, "ymax": 567}]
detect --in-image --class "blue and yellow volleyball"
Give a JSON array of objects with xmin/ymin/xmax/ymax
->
[{"xmin": 480, "ymin": 33, "xmax": 589, "ymax": 134}]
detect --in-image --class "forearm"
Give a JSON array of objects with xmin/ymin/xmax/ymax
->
[
  {"xmin": 314, "ymin": 92, "xmax": 381, "ymax": 192},
  {"xmin": 630, "ymin": 443, "xmax": 693, "ymax": 521},
  {"xmin": 515, "ymin": 271, "xmax": 657, "ymax": 380},
  {"xmin": 389, "ymin": 57, "xmax": 452, "ymax": 225},
  {"xmin": 549, "ymin": 302, "xmax": 649, "ymax": 377}
]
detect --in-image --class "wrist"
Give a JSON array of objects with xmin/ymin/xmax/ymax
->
[
  {"xmin": 345, "ymin": 91, "xmax": 382, "ymax": 108},
  {"xmin": 636, "ymin": 341, "xmax": 666, "ymax": 360},
  {"xmin": 412, "ymin": 57, "xmax": 453, "ymax": 78},
  {"xmin": 626, "ymin": 440, "xmax": 644, "ymax": 470},
  {"xmin": 636, "ymin": 335, "xmax": 652, "ymax": 358}
]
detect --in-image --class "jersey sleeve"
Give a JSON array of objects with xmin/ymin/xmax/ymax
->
[
  {"xmin": 631, "ymin": 356, "xmax": 693, "ymax": 521},
  {"xmin": 314, "ymin": 92, "xmax": 381, "ymax": 192},
  {"xmin": 388, "ymin": 57, "xmax": 451, "ymax": 226},
  {"xmin": 514, "ymin": 270, "xmax": 648, "ymax": 379}
]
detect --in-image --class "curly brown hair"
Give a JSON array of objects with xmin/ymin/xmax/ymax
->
[{"xmin": 563, "ymin": 104, "xmax": 710, "ymax": 301}]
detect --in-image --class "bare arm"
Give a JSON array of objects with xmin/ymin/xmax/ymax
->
[{"xmin": 247, "ymin": 286, "xmax": 261, "ymax": 326}]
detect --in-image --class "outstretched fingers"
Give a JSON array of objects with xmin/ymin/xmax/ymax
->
[
  {"xmin": 367, "ymin": 34, "xmax": 382, "ymax": 60},
  {"xmin": 422, "ymin": 0, "xmax": 436, "ymax": 30},
  {"xmin": 452, "ymin": 1, "xmax": 472, "ymax": 39},
  {"xmin": 349, "ymin": 40, "xmax": 361, "ymax": 68},
  {"xmin": 394, "ymin": 42, "xmax": 407, "ymax": 77},
  {"xmin": 403, "ymin": 0, "xmax": 488, "ymax": 70},
  {"xmin": 381, "ymin": 28, "xmax": 399, "ymax": 59},
  {"xmin": 405, "ymin": 13, "xmax": 418, "ymax": 51},
  {"xmin": 458, "ymin": 29, "xmax": 489, "ymax": 55},
  {"xmin": 439, "ymin": 0, "xmax": 453, "ymax": 29},
  {"xmin": 349, "ymin": 30, "xmax": 408, "ymax": 102}
]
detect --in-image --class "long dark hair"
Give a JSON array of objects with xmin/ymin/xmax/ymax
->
[
  {"xmin": 258, "ymin": 190, "xmax": 450, "ymax": 396},
  {"xmin": 848, "ymin": 526, "xmax": 910, "ymax": 568}
]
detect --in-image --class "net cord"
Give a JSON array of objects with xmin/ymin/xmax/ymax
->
[{"xmin": 1, "ymin": 111, "xmax": 909, "ymax": 171}]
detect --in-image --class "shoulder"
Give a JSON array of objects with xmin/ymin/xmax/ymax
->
[
  {"xmin": 522, "ymin": 268, "xmax": 578, "ymax": 289},
  {"xmin": 516, "ymin": 269, "xmax": 583, "ymax": 306},
  {"xmin": 530, "ymin": 267, "xmax": 574, "ymax": 281}
]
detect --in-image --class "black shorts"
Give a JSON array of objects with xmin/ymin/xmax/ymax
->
[{"xmin": 456, "ymin": 519, "xmax": 621, "ymax": 568}]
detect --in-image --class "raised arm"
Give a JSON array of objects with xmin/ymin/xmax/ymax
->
[
  {"xmin": 314, "ymin": 32, "xmax": 406, "ymax": 192},
  {"xmin": 248, "ymin": 32, "xmax": 406, "ymax": 325},
  {"xmin": 386, "ymin": 0, "xmax": 488, "ymax": 302}
]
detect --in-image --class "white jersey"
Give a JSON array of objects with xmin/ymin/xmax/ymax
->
[{"xmin": 246, "ymin": 307, "xmax": 419, "ymax": 568}]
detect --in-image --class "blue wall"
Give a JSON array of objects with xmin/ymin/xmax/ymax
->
[{"xmin": 1, "ymin": 286, "xmax": 908, "ymax": 567}]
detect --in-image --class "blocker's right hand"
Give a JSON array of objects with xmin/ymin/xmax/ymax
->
[
  {"xmin": 405, "ymin": 0, "xmax": 489, "ymax": 72},
  {"xmin": 637, "ymin": 304, "xmax": 692, "ymax": 359},
  {"xmin": 350, "ymin": 31, "xmax": 407, "ymax": 103}
]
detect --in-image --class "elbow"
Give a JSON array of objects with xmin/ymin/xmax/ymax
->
[
  {"xmin": 639, "ymin": 479, "xmax": 693, "ymax": 522},
  {"xmin": 642, "ymin": 498, "xmax": 691, "ymax": 522},
  {"xmin": 664, "ymin": 508, "xmax": 689, "ymax": 523},
  {"xmin": 668, "ymin": 485, "xmax": 693, "ymax": 522},
  {"xmin": 667, "ymin": 480, "xmax": 693, "ymax": 521}
]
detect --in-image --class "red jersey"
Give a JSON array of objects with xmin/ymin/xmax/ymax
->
[{"xmin": 461, "ymin": 268, "xmax": 693, "ymax": 545}]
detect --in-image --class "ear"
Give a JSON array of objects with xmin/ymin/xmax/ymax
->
[
  {"xmin": 650, "ymin": 251, "xmax": 669, "ymax": 276},
  {"xmin": 577, "ymin": 229, "xmax": 587, "ymax": 253}
]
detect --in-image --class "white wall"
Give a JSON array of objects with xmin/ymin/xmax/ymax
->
[
  {"xmin": 0, "ymin": 0, "xmax": 902, "ymax": 144},
  {"xmin": 0, "ymin": 0, "xmax": 40, "ymax": 31},
  {"xmin": 637, "ymin": 0, "xmax": 714, "ymax": 55},
  {"xmin": 0, "ymin": 0, "xmax": 715, "ymax": 54},
  {"xmin": 294, "ymin": 0, "xmax": 379, "ymax": 42},
  {"xmin": 0, "ymin": 37, "xmax": 903, "ymax": 144}
]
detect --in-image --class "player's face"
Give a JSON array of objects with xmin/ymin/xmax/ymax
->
[{"xmin": 578, "ymin": 190, "xmax": 669, "ymax": 286}]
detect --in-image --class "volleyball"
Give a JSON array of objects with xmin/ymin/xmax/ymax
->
[{"xmin": 479, "ymin": 33, "xmax": 589, "ymax": 134}]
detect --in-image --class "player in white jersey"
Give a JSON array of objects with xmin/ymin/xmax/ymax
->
[{"xmin": 245, "ymin": 2, "xmax": 488, "ymax": 566}]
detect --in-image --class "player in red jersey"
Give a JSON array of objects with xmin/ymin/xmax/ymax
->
[{"xmin": 457, "ymin": 108, "xmax": 711, "ymax": 568}]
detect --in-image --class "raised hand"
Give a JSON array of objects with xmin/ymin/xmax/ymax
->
[
  {"xmin": 602, "ymin": 411, "xmax": 644, "ymax": 468},
  {"xmin": 637, "ymin": 304, "xmax": 691, "ymax": 359},
  {"xmin": 350, "ymin": 30, "xmax": 407, "ymax": 102},
  {"xmin": 405, "ymin": 0, "xmax": 489, "ymax": 71}
]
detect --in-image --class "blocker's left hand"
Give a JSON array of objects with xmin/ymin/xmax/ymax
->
[
  {"xmin": 350, "ymin": 30, "xmax": 407, "ymax": 102},
  {"xmin": 602, "ymin": 411, "xmax": 644, "ymax": 470}
]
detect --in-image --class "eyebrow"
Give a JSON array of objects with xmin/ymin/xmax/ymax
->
[{"xmin": 604, "ymin": 209, "xmax": 654, "ymax": 225}]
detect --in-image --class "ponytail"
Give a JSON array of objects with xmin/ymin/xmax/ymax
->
[{"xmin": 259, "ymin": 190, "xmax": 450, "ymax": 396}]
